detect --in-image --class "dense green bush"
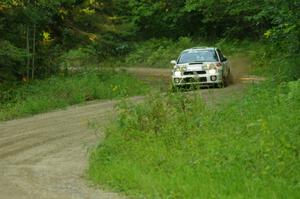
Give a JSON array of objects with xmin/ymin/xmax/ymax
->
[
  {"xmin": 123, "ymin": 37, "xmax": 194, "ymax": 67},
  {"xmin": 0, "ymin": 40, "xmax": 27, "ymax": 82},
  {"xmin": 59, "ymin": 46, "xmax": 98, "ymax": 72},
  {"xmin": 89, "ymin": 80, "xmax": 300, "ymax": 198},
  {"xmin": 216, "ymin": 39, "xmax": 300, "ymax": 81},
  {"xmin": 104, "ymin": 37, "xmax": 205, "ymax": 68}
]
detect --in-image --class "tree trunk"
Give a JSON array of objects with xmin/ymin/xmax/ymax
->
[
  {"xmin": 26, "ymin": 0, "xmax": 31, "ymax": 80},
  {"xmin": 26, "ymin": 26, "xmax": 30, "ymax": 80},
  {"xmin": 31, "ymin": 23, "xmax": 36, "ymax": 79}
]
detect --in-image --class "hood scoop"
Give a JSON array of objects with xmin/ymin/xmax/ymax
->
[{"xmin": 189, "ymin": 62, "xmax": 203, "ymax": 65}]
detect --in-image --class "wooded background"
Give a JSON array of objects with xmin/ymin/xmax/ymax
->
[{"xmin": 0, "ymin": 0, "xmax": 299, "ymax": 83}]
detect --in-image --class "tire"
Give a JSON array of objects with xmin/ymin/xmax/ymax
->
[
  {"xmin": 216, "ymin": 76, "xmax": 227, "ymax": 88},
  {"xmin": 224, "ymin": 76, "xmax": 229, "ymax": 87},
  {"xmin": 227, "ymin": 71, "xmax": 234, "ymax": 85}
]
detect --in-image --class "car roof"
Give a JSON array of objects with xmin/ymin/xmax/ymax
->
[{"xmin": 181, "ymin": 47, "xmax": 217, "ymax": 53}]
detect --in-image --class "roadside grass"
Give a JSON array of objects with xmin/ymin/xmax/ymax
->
[
  {"xmin": 89, "ymin": 79, "xmax": 300, "ymax": 198},
  {"xmin": 0, "ymin": 71, "xmax": 148, "ymax": 121}
]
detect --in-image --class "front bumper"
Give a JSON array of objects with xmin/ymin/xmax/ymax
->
[{"xmin": 172, "ymin": 72, "xmax": 222, "ymax": 86}]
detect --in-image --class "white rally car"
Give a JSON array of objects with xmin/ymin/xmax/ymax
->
[{"xmin": 171, "ymin": 47, "xmax": 231, "ymax": 88}]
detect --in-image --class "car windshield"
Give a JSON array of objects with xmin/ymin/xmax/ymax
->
[{"xmin": 178, "ymin": 50, "xmax": 218, "ymax": 64}]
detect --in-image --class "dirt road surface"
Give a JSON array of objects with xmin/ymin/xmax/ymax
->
[
  {"xmin": 0, "ymin": 56, "xmax": 256, "ymax": 199},
  {"xmin": 0, "ymin": 98, "xmax": 144, "ymax": 199}
]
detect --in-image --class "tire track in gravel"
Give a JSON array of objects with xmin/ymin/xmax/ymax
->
[{"xmin": 0, "ymin": 97, "xmax": 144, "ymax": 199}]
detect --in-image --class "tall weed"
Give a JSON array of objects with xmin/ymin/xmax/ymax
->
[{"xmin": 89, "ymin": 81, "xmax": 300, "ymax": 198}]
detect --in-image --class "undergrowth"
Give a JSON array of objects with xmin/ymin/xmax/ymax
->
[
  {"xmin": 0, "ymin": 71, "xmax": 148, "ymax": 121},
  {"xmin": 89, "ymin": 80, "xmax": 300, "ymax": 198}
]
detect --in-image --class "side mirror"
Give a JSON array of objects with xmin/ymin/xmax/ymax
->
[
  {"xmin": 222, "ymin": 57, "xmax": 227, "ymax": 62},
  {"xmin": 170, "ymin": 60, "xmax": 177, "ymax": 65}
]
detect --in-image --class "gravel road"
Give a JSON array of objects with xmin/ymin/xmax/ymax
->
[
  {"xmin": 0, "ymin": 56, "xmax": 255, "ymax": 199},
  {"xmin": 0, "ymin": 98, "xmax": 146, "ymax": 199}
]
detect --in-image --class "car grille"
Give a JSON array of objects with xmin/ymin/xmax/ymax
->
[
  {"xmin": 183, "ymin": 77, "xmax": 207, "ymax": 83},
  {"xmin": 183, "ymin": 71, "xmax": 206, "ymax": 75}
]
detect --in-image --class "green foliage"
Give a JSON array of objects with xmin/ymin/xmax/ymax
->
[
  {"xmin": 0, "ymin": 71, "xmax": 148, "ymax": 121},
  {"xmin": 1, "ymin": 0, "xmax": 299, "ymax": 83},
  {"xmin": 124, "ymin": 0, "xmax": 185, "ymax": 38},
  {"xmin": 89, "ymin": 80, "xmax": 300, "ymax": 198},
  {"xmin": 128, "ymin": 37, "xmax": 193, "ymax": 67},
  {"xmin": 105, "ymin": 38, "xmax": 299, "ymax": 82},
  {"xmin": 0, "ymin": 0, "xmax": 133, "ymax": 81},
  {"xmin": 259, "ymin": 1, "xmax": 300, "ymax": 53},
  {"xmin": 59, "ymin": 46, "xmax": 98, "ymax": 71},
  {"xmin": 216, "ymin": 39, "xmax": 300, "ymax": 81},
  {"xmin": 0, "ymin": 40, "xmax": 27, "ymax": 82},
  {"xmin": 109, "ymin": 37, "xmax": 196, "ymax": 68},
  {"xmin": 119, "ymin": 0, "xmax": 300, "ymax": 57}
]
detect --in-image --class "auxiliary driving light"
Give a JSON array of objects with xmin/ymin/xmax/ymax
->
[
  {"xmin": 211, "ymin": 76, "xmax": 217, "ymax": 81},
  {"xmin": 174, "ymin": 78, "xmax": 180, "ymax": 83}
]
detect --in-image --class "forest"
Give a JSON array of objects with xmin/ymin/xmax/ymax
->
[{"xmin": 0, "ymin": 0, "xmax": 299, "ymax": 83}]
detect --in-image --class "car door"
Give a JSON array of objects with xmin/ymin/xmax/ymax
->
[{"xmin": 217, "ymin": 49, "xmax": 229, "ymax": 77}]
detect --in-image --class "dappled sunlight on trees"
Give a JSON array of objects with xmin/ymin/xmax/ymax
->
[{"xmin": 0, "ymin": 0, "xmax": 299, "ymax": 83}]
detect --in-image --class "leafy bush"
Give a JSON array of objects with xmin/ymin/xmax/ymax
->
[
  {"xmin": 105, "ymin": 37, "xmax": 205, "ymax": 68},
  {"xmin": 0, "ymin": 40, "xmax": 27, "ymax": 82},
  {"xmin": 130, "ymin": 37, "xmax": 196, "ymax": 67},
  {"xmin": 89, "ymin": 80, "xmax": 300, "ymax": 198},
  {"xmin": 216, "ymin": 39, "xmax": 300, "ymax": 81},
  {"xmin": 0, "ymin": 71, "xmax": 148, "ymax": 121},
  {"xmin": 59, "ymin": 46, "xmax": 98, "ymax": 72}
]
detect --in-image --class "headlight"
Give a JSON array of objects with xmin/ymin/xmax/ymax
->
[
  {"xmin": 174, "ymin": 66, "xmax": 187, "ymax": 73},
  {"xmin": 209, "ymin": 69, "xmax": 217, "ymax": 75},
  {"xmin": 204, "ymin": 63, "xmax": 216, "ymax": 70},
  {"xmin": 174, "ymin": 71, "xmax": 181, "ymax": 76}
]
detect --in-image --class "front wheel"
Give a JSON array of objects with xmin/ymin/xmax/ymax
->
[{"xmin": 216, "ymin": 76, "xmax": 228, "ymax": 88}]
